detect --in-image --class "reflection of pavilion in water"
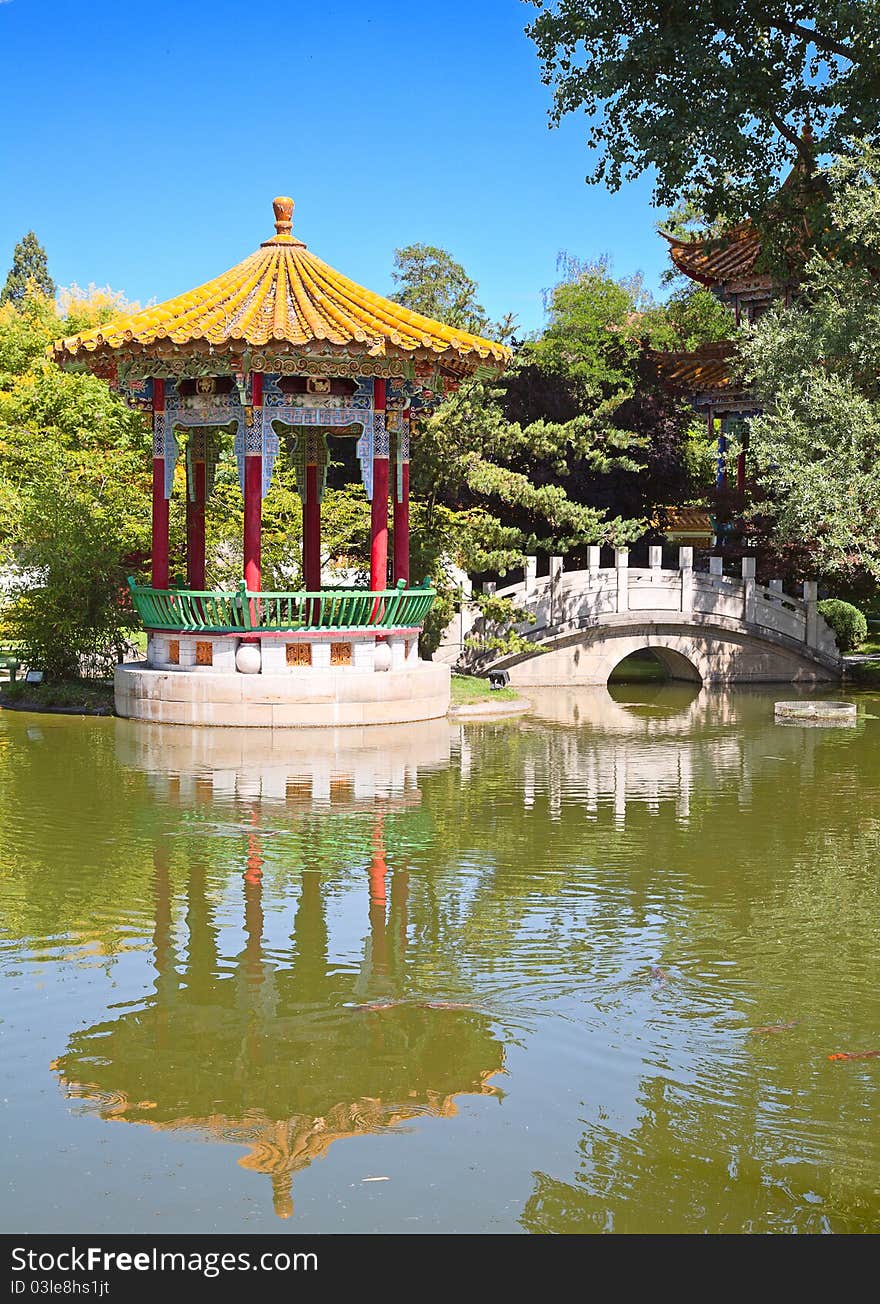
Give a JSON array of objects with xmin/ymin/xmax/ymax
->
[
  {"xmin": 491, "ymin": 685, "xmax": 833, "ymax": 825},
  {"xmin": 114, "ymin": 717, "xmax": 453, "ymax": 810},
  {"xmin": 54, "ymin": 720, "xmax": 503, "ymax": 1219}
]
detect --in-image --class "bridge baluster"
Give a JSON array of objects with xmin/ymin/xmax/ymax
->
[
  {"xmin": 614, "ymin": 549, "xmax": 629, "ymax": 613},
  {"xmin": 679, "ymin": 547, "xmax": 693, "ymax": 615},
  {"xmin": 803, "ymin": 580, "xmax": 819, "ymax": 646},
  {"xmin": 549, "ymin": 556, "xmax": 563, "ymax": 627},
  {"xmin": 742, "ymin": 557, "xmax": 756, "ymax": 624}
]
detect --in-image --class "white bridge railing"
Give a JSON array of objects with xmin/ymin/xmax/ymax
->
[{"xmin": 437, "ymin": 546, "xmax": 840, "ymax": 668}]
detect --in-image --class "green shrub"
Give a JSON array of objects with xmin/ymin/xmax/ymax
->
[
  {"xmin": 817, "ymin": 599, "xmax": 868, "ymax": 653},
  {"xmin": 0, "ymin": 679, "xmax": 114, "ymax": 712}
]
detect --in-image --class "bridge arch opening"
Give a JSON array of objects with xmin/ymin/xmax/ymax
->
[{"xmin": 608, "ymin": 646, "xmax": 703, "ymax": 686}]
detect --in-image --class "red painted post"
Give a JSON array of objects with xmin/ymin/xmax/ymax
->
[
  {"xmin": 370, "ymin": 378, "xmax": 389, "ymax": 593},
  {"xmin": 187, "ymin": 459, "xmax": 206, "ymax": 590},
  {"xmin": 368, "ymin": 817, "xmax": 388, "ymax": 976},
  {"xmin": 369, "ymin": 820, "xmax": 387, "ymax": 907},
  {"xmin": 151, "ymin": 378, "xmax": 169, "ymax": 589},
  {"xmin": 304, "ymin": 463, "xmax": 321, "ymax": 591},
  {"xmin": 243, "ymin": 372, "xmax": 263, "ymax": 593},
  {"xmin": 243, "ymin": 812, "xmax": 265, "ymax": 991}
]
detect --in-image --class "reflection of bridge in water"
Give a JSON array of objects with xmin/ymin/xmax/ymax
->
[
  {"xmin": 455, "ymin": 684, "xmax": 848, "ymax": 827},
  {"xmin": 439, "ymin": 549, "xmax": 841, "ymax": 685},
  {"xmin": 53, "ymin": 720, "xmax": 504, "ymax": 1219}
]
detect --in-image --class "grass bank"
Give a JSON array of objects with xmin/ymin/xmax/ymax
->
[
  {"xmin": 0, "ymin": 679, "xmax": 115, "ymax": 714},
  {"xmin": 450, "ymin": 674, "xmax": 518, "ymax": 704},
  {"xmin": 844, "ymin": 659, "xmax": 880, "ymax": 687}
]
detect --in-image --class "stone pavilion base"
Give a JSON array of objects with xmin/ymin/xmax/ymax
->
[{"xmin": 115, "ymin": 659, "xmax": 451, "ymax": 727}]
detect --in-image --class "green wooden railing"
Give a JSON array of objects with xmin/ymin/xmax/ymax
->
[{"xmin": 127, "ymin": 578, "xmax": 436, "ymax": 633}]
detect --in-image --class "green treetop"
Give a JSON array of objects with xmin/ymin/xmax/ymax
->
[
  {"xmin": 526, "ymin": 1, "xmax": 879, "ymax": 229},
  {"xmin": 405, "ymin": 243, "xmax": 730, "ymax": 658},
  {"xmin": 391, "ymin": 244, "xmax": 489, "ymax": 335},
  {"xmin": 1, "ymin": 232, "xmax": 55, "ymax": 306},
  {"xmin": 741, "ymin": 143, "xmax": 880, "ymax": 588}
]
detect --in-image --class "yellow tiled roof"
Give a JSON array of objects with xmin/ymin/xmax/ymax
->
[
  {"xmin": 660, "ymin": 506, "xmax": 713, "ymax": 536},
  {"xmin": 53, "ymin": 197, "xmax": 510, "ymax": 375}
]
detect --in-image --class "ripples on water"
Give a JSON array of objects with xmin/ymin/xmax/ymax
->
[{"xmin": 1, "ymin": 686, "xmax": 879, "ymax": 1232}]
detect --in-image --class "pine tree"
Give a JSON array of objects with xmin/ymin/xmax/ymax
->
[{"xmin": 1, "ymin": 232, "xmax": 55, "ymax": 306}]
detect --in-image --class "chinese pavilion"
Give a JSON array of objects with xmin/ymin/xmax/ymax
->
[
  {"xmin": 53, "ymin": 198, "xmax": 509, "ymax": 726},
  {"xmin": 647, "ymin": 167, "xmax": 808, "ymax": 504},
  {"xmin": 649, "ymin": 220, "xmax": 777, "ymax": 498}
]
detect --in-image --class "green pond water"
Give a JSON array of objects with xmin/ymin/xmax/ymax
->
[{"xmin": 1, "ymin": 684, "xmax": 879, "ymax": 1234}]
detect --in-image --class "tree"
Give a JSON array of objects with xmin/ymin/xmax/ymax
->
[
  {"xmin": 0, "ymin": 370, "xmax": 151, "ymax": 678},
  {"xmin": 1, "ymin": 232, "xmax": 55, "ymax": 306},
  {"xmin": 0, "ymin": 290, "xmax": 59, "ymax": 383},
  {"xmin": 8, "ymin": 460, "xmax": 146, "ymax": 679},
  {"xmin": 740, "ymin": 144, "xmax": 880, "ymax": 587},
  {"xmin": 497, "ymin": 257, "xmax": 730, "ymax": 527},
  {"xmin": 0, "ymin": 288, "xmax": 152, "ymax": 677},
  {"xmin": 525, "ymin": 1, "xmax": 880, "ymax": 226},
  {"xmin": 391, "ymin": 244, "xmax": 489, "ymax": 334},
  {"xmin": 407, "ymin": 249, "xmax": 732, "ymax": 655}
]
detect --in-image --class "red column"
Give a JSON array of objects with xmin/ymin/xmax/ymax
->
[
  {"xmin": 393, "ymin": 416, "xmax": 410, "ymax": 585},
  {"xmin": 187, "ymin": 459, "xmax": 206, "ymax": 590},
  {"xmin": 304, "ymin": 463, "xmax": 321, "ymax": 591},
  {"xmin": 243, "ymin": 810, "xmax": 265, "ymax": 991},
  {"xmin": 370, "ymin": 378, "xmax": 389, "ymax": 592},
  {"xmin": 243, "ymin": 372, "xmax": 263, "ymax": 592},
  {"xmin": 151, "ymin": 378, "xmax": 169, "ymax": 589},
  {"xmin": 368, "ymin": 817, "xmax": 388, "ymax": 976},
  {"xmin": 369, "ymin": 818, "xmax": 387, "ymax": 906}
]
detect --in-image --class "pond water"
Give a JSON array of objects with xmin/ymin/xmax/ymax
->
[{"xmin": 1, "ymin": 685, "xmax": 879, "ymax": 1234}]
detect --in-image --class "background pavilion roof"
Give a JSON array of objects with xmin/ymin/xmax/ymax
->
[
  {"xmin": 646, "ymin": 340, "xmax": 737, "ymax": 393},
  {"xmin": 659, "ymin": 506, "xmax": 713, "ymax": 539},
  {"xmin": 660, "ymin": 222, "xmax": 762, "ymax": 288},
  {"xmin": 53, "ymin": 197, "xmax": 510, "ymax": 379},
  {"xmin": 658, "ymin": 156, "xmax": 821, "ymax": 292}
]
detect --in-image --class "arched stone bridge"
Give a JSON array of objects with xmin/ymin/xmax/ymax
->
[{"xmin": 437, "ymin": 547, "xmax": 842, "ymax": 685}]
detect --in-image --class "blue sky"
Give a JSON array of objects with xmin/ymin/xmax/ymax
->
[{"xmin": 0, "ymin": 0, "xmax": 670, "ymax": 334}]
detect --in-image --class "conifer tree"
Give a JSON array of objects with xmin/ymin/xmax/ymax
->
[{"xmin": 1, "ymin": 232, "xmax": 55, "ymax": 306}]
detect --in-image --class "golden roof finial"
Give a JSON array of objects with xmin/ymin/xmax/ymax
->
[
  {"xmin": 262, "ymin": 195, "xmax": 305, "ymax": 248},
  {"xmin": 273, "ymin": 196, "xmax": 294, "ymax": 237}
]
